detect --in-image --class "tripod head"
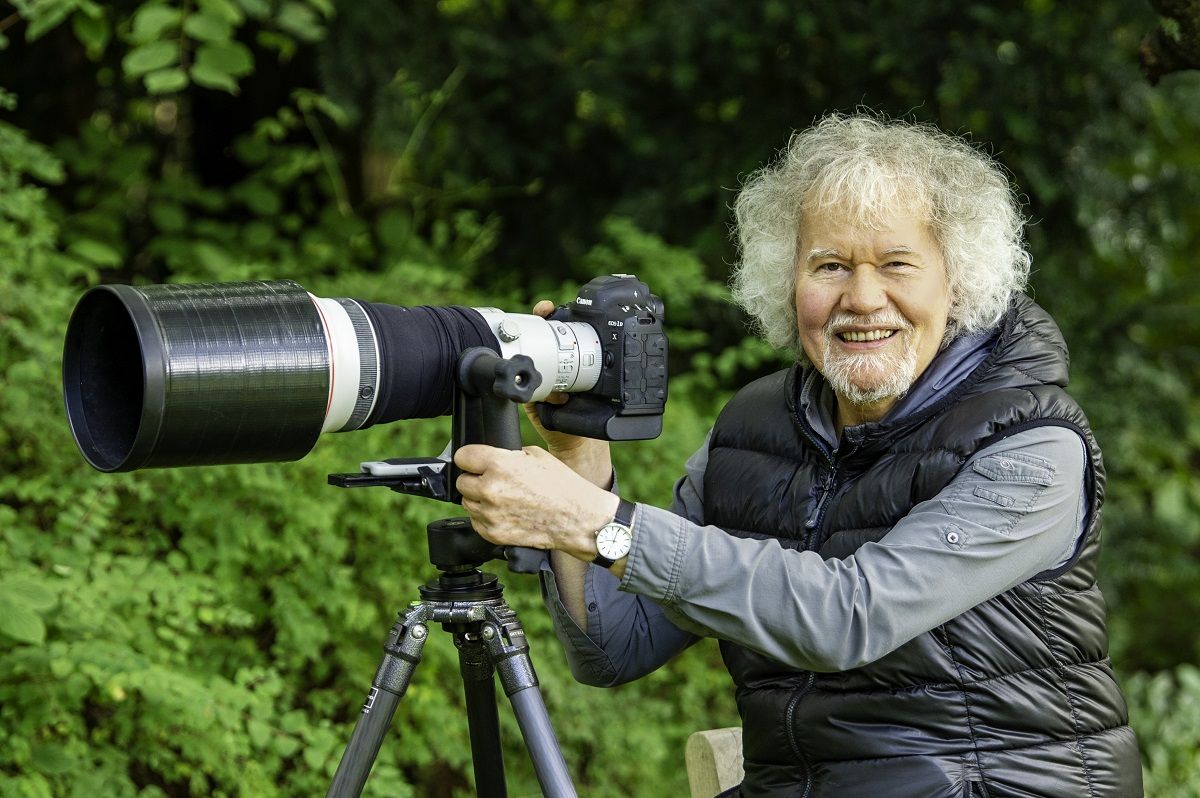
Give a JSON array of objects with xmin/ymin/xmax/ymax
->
[{"xmin": 328, "ymin": 347, "xmax": 542, "ymax": 572}]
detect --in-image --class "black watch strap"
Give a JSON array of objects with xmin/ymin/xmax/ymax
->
[
  {"xmin": 591, "ymin": 499, "xmax": 636, "ymax": 568},
  {"xmin": 612, "ymin": 498, "xmax": 635, "ymax": 527}
]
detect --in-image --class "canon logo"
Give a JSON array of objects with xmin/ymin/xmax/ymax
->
[{"xmin": 575, "ymin": 297, "xmax": 593, "ymax": 305}]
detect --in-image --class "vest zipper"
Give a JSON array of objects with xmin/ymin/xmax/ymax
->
[
  {"xmin": 804, "ymin": 470, "xmax": 836, "ymax": 534},
  {"xmin": 785, "ymin": 671, "xmax": 816, "ymax": 797},
  {"xmin": 792, "ymin": 399, "xmax": 837, "ymax": 549}
]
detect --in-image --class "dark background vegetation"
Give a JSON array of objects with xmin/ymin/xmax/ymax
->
[{"xmin": 2, "ymin": 1, "xmax": 1199, "ymax": 795}]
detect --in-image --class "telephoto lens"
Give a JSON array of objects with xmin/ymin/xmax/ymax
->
[{"xmin": 63, "ymin": 279, "xmax": 603, "ymax": 472}]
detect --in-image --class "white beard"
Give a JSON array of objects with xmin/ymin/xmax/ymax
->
[{"xmin": 820, "ymin": 314, "xmax": 919, "ymax": 407}]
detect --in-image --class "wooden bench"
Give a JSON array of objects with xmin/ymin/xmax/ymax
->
[{"xmin": 685, "ymin": 727, "xmax": 744, "ymax": 797}]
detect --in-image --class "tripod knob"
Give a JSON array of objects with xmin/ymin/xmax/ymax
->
[{"xmin": 457, "ymin": 348, "xmax": 542, "ymax": 403}]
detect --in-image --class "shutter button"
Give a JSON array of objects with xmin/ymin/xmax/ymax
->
[{"xmin": 947, "ymin": 531, "xmax": 961, "ymax": 544}]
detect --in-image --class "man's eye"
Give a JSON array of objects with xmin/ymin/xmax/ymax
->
[
  {"xmin": 885, "ymin": 261, "xmax": 913, "ymax": 269},
  {"xmin": 817, "ymin": 262, "xmax": 844, "ymax": 272}
]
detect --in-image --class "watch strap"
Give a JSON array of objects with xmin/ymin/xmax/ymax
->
[{"xmin": 612, "ymin": 498, "xmax": 635, "ymax": 528}]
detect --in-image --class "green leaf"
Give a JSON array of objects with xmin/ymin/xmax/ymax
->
[
  {"xmin": 131, "ymin": 5, "xmax": 182, "ymax": 43},
  {"xmin": 272, "ymin": 734, "xmax": 300, "ymax": 757},
  {"xmin": 0, "ymin": 594, "xmax": 46, "ymax": 645},
  {"xmin": 122, "ymin": 40, "xmax": 178, "ymax": 79},
  {"xmin": 195, "ymin": 40, "xmax": 254, "ymax": 77},
  {"xmin": 67, "ymin": 239, "xmax": 121, "ymax": 266},
  {"xmin": 189, "ymin": 62, "xmax": 239, "ymax": 94},
  {"xmin": 149, "ymin": 202, "xmax": 188, "ymax": 231},
  {"xmin": 30, "ymin": 743, "xmax": 73, "ymax": 775},
  {"xmin": 197, "ymin": 0, "xmax": 245, "ymax": 25},
  {"xmin": 144, "ymin": 67, "xmax": 189, "ymax": 94},
  {"xmin": 2, "ymin": 577, "xmax": 56, "ymax": 612},
  {"xmin": 246, "ymin": 718, "xmax": 272, "ymax": 748},
  {"xmin": 71, "ymin": 9, "xmax": 110, "ymax": 60},
  {"xmin": 183, "ymin": 11, "xmax": 233, "ymax": 43},
  {"xmin": 25, "ymin": 0, "xmax": 77, "ymax": 42},
  {"xmin": 236, "ymin": 0, "xmax": 271, "ymax": 19},
  {"xmin": 276, "ymin": 2, "xmax": 324, "ymax": 43}
]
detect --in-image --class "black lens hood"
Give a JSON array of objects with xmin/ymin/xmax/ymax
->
[
  {"xmin": 63, "ymin": 284, "xmax": 167, "ymax": 472},
  {"xmin": 63, "ymin": 280, "xmax": 330, "ymax": 472}
]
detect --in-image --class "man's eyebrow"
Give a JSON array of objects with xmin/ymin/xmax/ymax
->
[
  {"xmin": 806, "ymin": 247, "xmax": 843, "ymax": 262},
  {"xmin": 880, "ymin": 246, "xmax": 920, "ymax": 258}
]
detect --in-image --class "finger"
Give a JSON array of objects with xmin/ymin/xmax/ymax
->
[
  {"xmin": 455, "ymin": 472, "xmax": 485, "ymax": 500},
  {"xmin": 532, "ymin": 299, "xmax": 555, "ymax": 318},
  {"xmin": 526, "ymin": 392, "xmax": 568, "ymax": 412},
  {"xmin": 454, "ymin": 444, "xmax": 501, "ymax": 473}
]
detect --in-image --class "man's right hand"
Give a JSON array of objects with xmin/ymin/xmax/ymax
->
[{"xmin": 524, "ymin": 299, "xmax": 614, "ymax": 489}]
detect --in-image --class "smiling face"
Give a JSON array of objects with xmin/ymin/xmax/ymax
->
[{"xmin": 795, "ymin": 206, "xmax": 951, "ymax": 429}]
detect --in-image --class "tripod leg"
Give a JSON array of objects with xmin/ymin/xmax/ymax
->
[
  {"xmin": 484, "ymin": 619, "xmax": 578, "ymax": 798},
  {"xmin": 457, "ymin": 633, "xmax": 507, "ymax": 798},
  {"xmin": 504, "ymin": 676, "xmax": 577, "ymax": 798},
  {"xmin": 327, "ymin": 611, "xmax": 430, "ymax": 798}
]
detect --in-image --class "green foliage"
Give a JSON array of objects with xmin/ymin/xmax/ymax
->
[
  {"xmin": 1127, "ymin": 665, "xmax": 1200, "ymax": 796},
  {"xmin": 1, "ymin": 0, "xmax": 1199, "ymax": 794}
]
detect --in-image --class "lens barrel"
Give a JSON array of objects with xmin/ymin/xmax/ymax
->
[
  {"xmin": 62, "ymin": 278, "xmax": 606, "ymax": 473},
  {"xmin": 63, "ymin": 280, "xmax": 331, "ymax": 472}
]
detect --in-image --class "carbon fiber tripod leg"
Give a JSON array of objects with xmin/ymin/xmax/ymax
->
[
  {"xmin": 481, "ymin": 605, "xmax": 577, "ymax": 798},
  {"xmin": 326, "ymin": 606, "xmax": 431, "ymax": 798}
]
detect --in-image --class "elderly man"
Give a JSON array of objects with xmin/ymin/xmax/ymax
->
[{"xmin": 454, "ymin": 114, "xmax": 1142, "ymax": 797}]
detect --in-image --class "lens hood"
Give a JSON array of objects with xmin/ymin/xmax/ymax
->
[{"xmin": 63, "ymin": 280, "xmax": 330, "ymax": 471}]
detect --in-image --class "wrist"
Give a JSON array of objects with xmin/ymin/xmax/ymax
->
[
  {"xmin": 552, "ymin": 441, "xmax": 613, "ymax": 488},
  {"xmin": 569, "ymin": 491, "xmax": 621, "ymax": 562}
]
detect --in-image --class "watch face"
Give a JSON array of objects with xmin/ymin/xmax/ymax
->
[{"xmin": 596, "ymin": 523, "xmax": 633, "ymax": 560}]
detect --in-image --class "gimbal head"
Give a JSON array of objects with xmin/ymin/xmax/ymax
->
[{"xmin": 328, "ymin": 346, "xmax": 541, "ymax": 570}]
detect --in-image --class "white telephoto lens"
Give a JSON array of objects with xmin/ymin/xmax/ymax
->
[{"xmin": 473, "ymin": 308, "xmax": 602, "ymax": 400}]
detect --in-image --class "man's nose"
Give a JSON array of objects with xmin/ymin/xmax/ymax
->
[{"xmin": 841, "ymin": 266, "xmax": 888, "ymax": 315}]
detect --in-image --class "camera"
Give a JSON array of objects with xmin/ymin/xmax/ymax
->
[{"xmin": 62, "ymin": 274, "xmax": 667, "ymax": 473}]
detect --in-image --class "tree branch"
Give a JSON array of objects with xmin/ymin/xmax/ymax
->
[{"xmin": 1141, "ymin": 0, "xmax": 1200, "ymax": 84}]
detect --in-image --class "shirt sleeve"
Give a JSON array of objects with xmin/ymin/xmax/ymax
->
[
  {"xmin": 537, "ymin": 436, "xmax": 712, "ymax": 686},
  {"xmin": 618, "ymin": 425, "xmax": 1089, "ymax": 672}
]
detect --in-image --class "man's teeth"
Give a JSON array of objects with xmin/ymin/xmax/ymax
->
[{"xmin": 839, "ymin": 330, "xmax": 896, "ymax": 342}]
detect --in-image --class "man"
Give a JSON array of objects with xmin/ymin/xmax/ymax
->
[{"xmin": 454, "ymin": 114, "xmax": 1142, "ymax": 797}]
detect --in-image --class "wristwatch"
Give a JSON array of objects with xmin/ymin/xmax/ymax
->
[{"xmin": 592, "ymin": 499, "xmax": 636, "ymax": 568}]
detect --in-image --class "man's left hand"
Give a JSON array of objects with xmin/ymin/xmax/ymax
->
[{"xmin": 454, "ymin": 445, "xmax": 620, "ymax": 562}]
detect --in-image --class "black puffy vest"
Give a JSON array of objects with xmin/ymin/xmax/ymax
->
[{"xmin": 703, "ymin": 298, "xmax": 1142, "ymax": 797}]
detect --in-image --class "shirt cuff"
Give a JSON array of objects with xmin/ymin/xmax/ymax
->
[{"xmin": 618, "ymin": 502, "xmax": 689, "ymax": 605}]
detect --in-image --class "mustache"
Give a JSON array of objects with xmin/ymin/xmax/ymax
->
[{"xmin": 823, "ymin": 311, "xmax": 912, "ymax": 335}]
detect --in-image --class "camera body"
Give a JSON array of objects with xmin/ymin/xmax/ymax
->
[{"xmin": 541, "ymin": 274, "xmax": 667, "ymax": 440}]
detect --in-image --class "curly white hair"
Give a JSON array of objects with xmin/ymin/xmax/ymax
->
[{"xmin": 730, "ymin": 113, "xmax": 1031, "ymax": 352}]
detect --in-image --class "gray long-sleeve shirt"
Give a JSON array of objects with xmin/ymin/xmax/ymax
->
[
  {"xmin": 540, "ymin": 332, "xmax": 1089, "ymax": 686},
  {"xmin": 542, "ymin": 426, "xmax": 1087, "ymax": 685}
]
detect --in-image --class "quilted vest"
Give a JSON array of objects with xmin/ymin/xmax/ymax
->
[{"xmin": 704, "ymin": 297, "xmax": 1141, "ymax": 797}]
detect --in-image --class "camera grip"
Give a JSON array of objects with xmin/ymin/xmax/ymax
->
[{"xmin": 536, "ymin": 395, "xmax": 615, "ymax": 440}]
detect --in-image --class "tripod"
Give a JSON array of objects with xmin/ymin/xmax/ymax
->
[{"xmin": 325, "ymin": 348, "xmax": 577, "ymax": 798}]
